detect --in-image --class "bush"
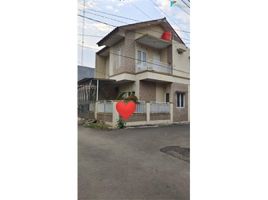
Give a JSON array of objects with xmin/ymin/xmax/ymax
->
[
  {"xmin": 125, "ymin": 95, "xmax": 138, "ymax": 103},
  {"xmin": 117, "ymin": 117, "xmax": 126, "ymax": 129},
  {"xmin": 83, "ymin": 120, "xmax": 111, "ymax": 130}
]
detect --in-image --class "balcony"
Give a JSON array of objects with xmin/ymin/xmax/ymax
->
[
  {"xmin": 136, "ymin": 59, "xmax": 172, "ymax": 74},
  {"xmin": 136, "ymin": 34, "xmax": 171, "ymax": 50}
]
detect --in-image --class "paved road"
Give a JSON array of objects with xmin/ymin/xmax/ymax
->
[{"xmin": 78, "ymin": 125, "xmax": 190, "ymax": 200}]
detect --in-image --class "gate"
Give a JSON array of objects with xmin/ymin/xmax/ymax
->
[{"xmin": 78, "ymin": 80, "xmax": 96, "ymax": 119}]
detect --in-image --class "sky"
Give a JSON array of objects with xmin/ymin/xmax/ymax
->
[{"xmin": 77, "ymin": 0, "xmax": 190, "ymax": 68}]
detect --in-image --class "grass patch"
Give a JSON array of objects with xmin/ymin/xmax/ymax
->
[{"xmin": 83, "ymin": 120, "xmax": 112, "ymax": 130}]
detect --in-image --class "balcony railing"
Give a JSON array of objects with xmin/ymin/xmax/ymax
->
[{"xmin": 136, "ymin": 59, "xmax": 172, "ymax": 74}]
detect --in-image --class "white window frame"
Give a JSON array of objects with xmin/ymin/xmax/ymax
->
[
  {"xmin": 136, "ymin": 49, "xmax": 147, "ymax": 66},
  {"xmin": 176, "ymin": 92, "xmax": 185, "ymax": 108},
  {"xmin": 115, "ymin": 48, "xmax": 121, "ymax": 69}
]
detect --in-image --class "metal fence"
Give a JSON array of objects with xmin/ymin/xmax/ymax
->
[
  {"xmin": 150, "ymin": 102, "xmax": 170, "ymax": 113},
  {"xmin": 97, "ymin": 101, "xmax": 113, "ymax": 113},
  {"xmin": 135, "ymin": 101, "xmax": 146, "ymax": 113}
]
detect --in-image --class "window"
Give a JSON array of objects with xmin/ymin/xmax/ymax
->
[
  {"xmin": 115, "ymin": 48, "xmax": 121, "ymax": 69},
  {"xmin": 137, "ymin": 50, "xmax": 146, "ymax": 65},
  {"xmin": 176, "ymin": 92, "xmax": 185, "ymax": 108},
  {"xmin": 166, "ymin": 93, "xmax": 170, "ymax": 103}
]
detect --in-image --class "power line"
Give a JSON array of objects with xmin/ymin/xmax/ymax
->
[
  {"xmin": 78, "ymin": 34, "xmax": 104, "ymax": 38},
  {"xmin": 77, "ymin": 14, "xmax": 117, "ymax": 27},
  {"xmin": 129, "ymin": 1, "xmax": 151, "ymax": 19},
  {"xmin": 78, "ymin": 9, "xmax": 189, "ymax": 34},
  {"xmin": 181, "ymin": 0, "xmax": 190, "ymax": 8},
  {"xmin": 79, "ymin": 33, "xmax": 190, "ymax": 41},
  {"xmin": 80, "ymin": 0, "xmax": 86, "ymax": 66},
  {"xmin": 84, "ymin": 7, "xmax": 189, "ymax": 34},
  {"xmin": 149, "ymin": 0, "xmax": 189, "ymax": 20},
  {"xmin": 173, "ymin": 2, "xmax": 190, "ymax": 15},
  {"xmin": 148, "ymin": 0, "xmax": 190, "ymax": 39},
  {"xmin": 85, "ymin": 8, "xmax": 139, "ymax": 22},
  {"xmin": 180, "ymin": 30, "xmax": 190, "ymax": 33},
  {"xmin": 78, "ymin": 15, "xmax": 190, "ymax": 43},
  {"xmin": 78, "ymin": 9, "xmax": 128, "ymax": 24}
]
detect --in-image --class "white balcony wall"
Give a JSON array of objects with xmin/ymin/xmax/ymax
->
[{"xmin": 136, "ymin": 59, "xmax": 172, "ymax": 74}]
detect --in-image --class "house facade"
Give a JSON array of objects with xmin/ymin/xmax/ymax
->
[{"xmin": 94, "ymin": 18, "xmax": 190, "ymax": 123}]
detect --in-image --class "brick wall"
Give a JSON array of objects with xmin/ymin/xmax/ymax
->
[
  {"xmin": 126, "ymin": 113, "xmax": 146, "ymax": 122},
  {"xmin": 112, "ymin": 32, "xmax": 136, "ymax": 75},
  {"xmin": 171, "ymin": 83, "xmax": 189, "ymax": 122},
  {"xmin": 139, "ymin": 80, "xmax": 156, "ymax": 101},
  {"xmin": 121, "ymin": 31, "xmax": 136, "ymax": 73},
  {"xmin": 79, "ymin": 111, "xmax": 95, "ymax": 119},
  {"xmin": 150, "ymin": 113, "xmax": 170, "ymax": 120},
  {"xmin": 97, "ymin": 113, "xmax": 113, "ymax": 122}
]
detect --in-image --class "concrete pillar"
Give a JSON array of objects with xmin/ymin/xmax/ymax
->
[
  {"xmin": 136, "ymin": 80, "xmax": 140, "ymax": 98},
  {"xmin": 96, "ymin": 79, "xmax": 99, "ymax": 101},
  {"xmin": 170, "ymin": 103, "xmax": 173, "ymax": 123},
  {"xmin": 94, "ymin": 101, "xmax": 98, "ymax": 119},
  {"xmin": 188, "ymin": 84, "xmax": 190, "ymax": 122},
  {"xmin": 112, "ymin": 101, "xmax": 119, "ymax": 128},
  {"xmin": 146, "ymin": 102, "xmax": 150, "ymax": 123}
]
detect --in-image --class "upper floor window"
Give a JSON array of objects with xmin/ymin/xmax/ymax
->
[
  {"xmin": 115, "ymin": 48, "xmax": 121, "ymax": 69},
  {"xmin": 176, "ymin": 92, "xmax": 185, "ymax": 108},
  {"xmin": 137, "ymin": 50, "xmax": 146, "ymax": 65}
]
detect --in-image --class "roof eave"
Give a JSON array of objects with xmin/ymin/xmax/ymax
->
[{"xmin": 97, "ymin": 27, "xmax": 119, "ymax": 47}]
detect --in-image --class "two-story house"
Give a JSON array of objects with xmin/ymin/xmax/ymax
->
[{"xmin": 95, "ymin": 18, "xmax": 190, "ymax": 122}]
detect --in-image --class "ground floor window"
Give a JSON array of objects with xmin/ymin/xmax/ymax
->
[
  {"xmin": 166, "ymin": 93, "xmax": 170, "ymax": 103},
  {"xmin": 176, "ymin": 92, "xmax": 185, "ymax": 108}
]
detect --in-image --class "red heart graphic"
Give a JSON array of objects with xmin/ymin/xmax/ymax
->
[{"xmin": 116, "ymin": 101, "xmax": 136, "ymax": 120}]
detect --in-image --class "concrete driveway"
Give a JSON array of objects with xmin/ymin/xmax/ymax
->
[{"xmin": 78, "ymin": 124, "xmax": 190, "ymax": 200}]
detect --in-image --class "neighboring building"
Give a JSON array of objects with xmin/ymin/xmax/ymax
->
[
  {"xmin": 94, "ymin": 18, "xmax": 190, "ymax": 123},
  {"xmin": 78, "ymin": 65, "xmax": 95, "ymax": 81},
  {"xmin": 78, "ymin": 78, "xmax": 118, "ymax": 119}
]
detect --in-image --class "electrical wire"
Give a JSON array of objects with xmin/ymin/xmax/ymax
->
[
  {"xmin": 129, "ymin": 1, "xmax": 151, "ymax": 19},
  {"xmin": 78, "ymin": 14, "xmax": 117, "ymax": 27},
  {"xmin": 78, "ymin": 8, "xmax": 189, "ymax": 34},
  {"xmin": 181, "ymin": 0, "xmax": 190, "ymax": 8},
  {"xmin": 85, "ymin": 8, "xmax": 139, "ymax": 22},
  {"xmin": 78, "ymin": 9, "xmax": 128, "ymax": 24},
  {"xmin": 78, "ymin": 15, "xmax": 189, "ymax": 43},
  {"xmin": 79, "ymin": 33, "xmax": 190, "ymax": 41},
  {"xmin": 78, "ymin": 34, "xmax": 104, "ymax": 38},
  {"xmin": 148, "ymin": 0, "xmax": 189, "ymax": 29},
  {"xmin": 80, "ymin": 0, "xmax": 86, "ymax": 66}
]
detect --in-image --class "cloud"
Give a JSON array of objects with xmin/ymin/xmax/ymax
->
[
  {"xmin": 78, "ymin": 0, "xmax": 97, "ymax": 10},
  {"xmin": 78, "ymin": 18, "xmax": 114, "ymax": 33},
  {"xmin": 78, "ymin": 43, "xmax": 102, "ymax": 51},
  {"xmin": 106, "ymin": 5, "xmax": 113, "ymax": 10},
  {"xmin": 92, "ymin": 23, "xmax": 114, "ymax": 32}
]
